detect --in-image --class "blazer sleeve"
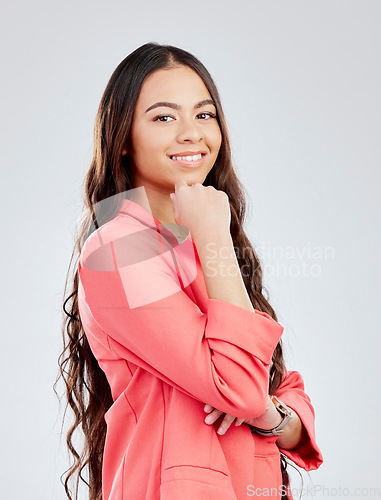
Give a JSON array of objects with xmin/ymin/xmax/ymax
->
[
  {"xmin": 275, "ymin": 370, "xmax": 323, "ymax": 470},
  {"xmin": 77, "ymin": 221, "xmax": 284, "ymax": 419}
]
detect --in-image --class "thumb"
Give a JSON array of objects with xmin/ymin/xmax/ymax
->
[
  {"xmin": 171, "ymin": 179, "xmax": 188, "ymax": 223},
  {"xmin": 169, "ymin": 192, "xmax": 179, "ymax": 223}
]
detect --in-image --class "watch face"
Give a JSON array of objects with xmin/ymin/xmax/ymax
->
[{"xmin": 272, "ymin": 396, "xmax": 292, "ymax": 417}]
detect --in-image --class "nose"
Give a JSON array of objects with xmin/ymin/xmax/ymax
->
[{"xmin": 176, "ymin": 117, "xmax": 203, "ymax": 143}]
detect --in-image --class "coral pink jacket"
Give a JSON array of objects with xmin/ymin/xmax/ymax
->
[{"xmin": 77, "ymin": 198, "xmax": 323, "ymax": 500}]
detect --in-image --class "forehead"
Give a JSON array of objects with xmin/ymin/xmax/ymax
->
[{"xmin": 136, "ymin": 66, "xmax": 212, "ymax": 108}]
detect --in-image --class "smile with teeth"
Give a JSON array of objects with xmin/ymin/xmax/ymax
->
[{"xmin": 170, "ymin": 153, "xmax": 203, "ymax": 162}]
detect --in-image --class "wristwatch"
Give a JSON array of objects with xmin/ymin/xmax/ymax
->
[{"xmin": 249, "ymin": 395, "xmax": 293, "ymax": 436}]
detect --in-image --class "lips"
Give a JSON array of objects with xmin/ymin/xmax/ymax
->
[{"xmin": 169, "ymin": 150, "xmax": 207, "ymax": 158}]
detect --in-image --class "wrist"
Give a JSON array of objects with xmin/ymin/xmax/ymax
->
[
  {"xmin": 191, "ymin": 226, "xmax": 232, "ymax": 248},
  {"xmin": 249, "ymin": 396, "xmax": 293, "ymax": 437},
  {"xmin": 248, "ymin": 396, "xmax": 281, "ymax": 429}
]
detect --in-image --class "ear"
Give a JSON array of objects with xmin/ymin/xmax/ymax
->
[{"xmin": 122, "ymin": 149, "xmax": 128, "ymax": 156}]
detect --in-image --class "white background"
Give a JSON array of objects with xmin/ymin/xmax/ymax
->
[{"xmin": 1, "ymin": 1, "xmax": 380, "ymax": 499}]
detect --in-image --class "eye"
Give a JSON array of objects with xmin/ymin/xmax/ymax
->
[
  {"xmin": 197, "ymin": 112, "xmax": 216, "ymax": 120},
  {"xmin": 153, "ymin": 115, "xmax": 174, "ymax": 122}
]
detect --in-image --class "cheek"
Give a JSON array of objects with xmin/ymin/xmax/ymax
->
[
  {"xmin": 130, "ymin": 129, "xmax": 157, "ymax": 162},
  {"xmin": 136, "ymin": 126, "xmax": 169, "ymax": 154},
  {"xmin": 211, "ymin": 126, "xmax": 222, "ymax": 152}
]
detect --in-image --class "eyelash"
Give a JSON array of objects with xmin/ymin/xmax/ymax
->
[{"xmin": 154, "ymin": 112, "xmax": 217, "ymax": 122}]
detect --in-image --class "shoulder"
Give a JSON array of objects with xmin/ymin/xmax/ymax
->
[
  {"xmin": 80, "ymin": 212, "xmax": 153, "ymax": 272},
  {"xmin": 80, "ymin": 211, "xmax": 182, "ymax": 275}
]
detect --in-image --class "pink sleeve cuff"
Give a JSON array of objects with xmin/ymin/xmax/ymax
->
[
  {"xmin": 275, "ymin": 371, "xmax": 323, "ymax": 471},
  {"xmin": 205, "ymin": 299, "xmax": 284, "ymax": 365}
]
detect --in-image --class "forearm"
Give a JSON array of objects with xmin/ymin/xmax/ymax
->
[{"xmin": 192, "ymin": 229, "xmax": 255, "ymax": 313}]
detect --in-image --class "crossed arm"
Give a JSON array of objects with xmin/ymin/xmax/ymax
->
[{"xmin": 203, "ymin": 396, "xmax": 308, "ymax": 450}]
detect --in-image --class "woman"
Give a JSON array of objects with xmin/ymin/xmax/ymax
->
[{"xmin": 56, "ymin": 42, "xmax": 323, "ymax": 500}]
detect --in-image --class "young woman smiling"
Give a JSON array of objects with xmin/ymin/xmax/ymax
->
[{"xmin": 56, "ymin": 43, "xmax": 323, "ymax": 500}]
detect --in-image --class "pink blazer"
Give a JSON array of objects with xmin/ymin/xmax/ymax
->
[{"xmin": 77, "ymin": 198, "xmax": 323, "ymax": 499}]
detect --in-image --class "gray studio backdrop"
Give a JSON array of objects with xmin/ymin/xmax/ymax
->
[{"xmin": 1, "ymin": 1, "xmax": 380, "ymax": 499}]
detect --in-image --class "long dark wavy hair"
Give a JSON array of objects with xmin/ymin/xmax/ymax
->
[{"xmin": 54, "ymin": 42, "xmax": 291, "ymax": 500}]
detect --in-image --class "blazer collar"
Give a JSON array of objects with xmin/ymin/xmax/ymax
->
[{"xmin": 118, "ymin": 197, "xmax": 158, "ymax": 227}]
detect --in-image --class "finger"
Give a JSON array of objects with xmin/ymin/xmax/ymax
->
[
  {"xmin": 216, "ymin": 414, "xmax": 236, "ymax": 435},
  {"xmin": 234, "ymin": 418, "xmax": 246, "ymax": 426},
  {"xmin": 174, "ymin": 179, "xmax": 188, "ymax": 193},
  {"xmin": 204, "ymin": 408, "xmax": 223, "ymax": 425},
  {"xmin": 204, "ymin": 404, "xmax": 214, "ymax": 413}
]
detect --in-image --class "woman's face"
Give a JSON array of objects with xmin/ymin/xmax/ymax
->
[{"xmin": 127, "ymin": 65, "xmax": 222, "ymax": 194}]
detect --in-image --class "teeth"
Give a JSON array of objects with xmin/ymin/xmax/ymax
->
[{"xmin": 171, "ymin": 153, "xmax": 202, "ymax": 161}]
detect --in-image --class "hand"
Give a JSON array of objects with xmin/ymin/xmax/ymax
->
[
  {"xmin": 170, "ymin": 180, "xmax": 231, "ymax": 239},
  {"xmin": 203, "ymin": 397, "xmax": 283, "ymax": 436},
  {"xmin": 203, "ymin": 404, "xmax": 246, "ymax": 435}
]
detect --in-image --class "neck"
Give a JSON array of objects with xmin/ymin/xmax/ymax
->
[{"xmin": 129, "ymin": 184, "xmax": 176, "ymax": 225}]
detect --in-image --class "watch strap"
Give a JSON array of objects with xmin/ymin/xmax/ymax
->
[{"xmin": 249, "ymin": 396, "xmax": 293, "ymax": 436}]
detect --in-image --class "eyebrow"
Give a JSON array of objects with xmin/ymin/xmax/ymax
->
[{"xmin": 145, "ymin": 99, "xmax": 216, "ymax": 113}]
